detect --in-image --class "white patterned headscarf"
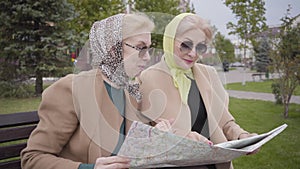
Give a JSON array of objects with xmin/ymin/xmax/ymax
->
[{"xmin": 89, "ymin": 14, "xmax": 142, "ymax": 102}]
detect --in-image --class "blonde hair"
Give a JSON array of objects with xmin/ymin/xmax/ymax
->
[
  {"xmin": 122, "ymin": 13, "xmax": 155, "ymax": 40},
  {"xmin": 176, "ymin": 14, "xmax": 212, "ymax": 42}
]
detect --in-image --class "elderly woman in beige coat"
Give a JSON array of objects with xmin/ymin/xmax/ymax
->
[
  {"xmin": 139, "ymin": 13, "xmax": 259, "ymax": 169},
  {"xmin": 21, "ymin": 13, "xmax": 154, "ymax": 169}
]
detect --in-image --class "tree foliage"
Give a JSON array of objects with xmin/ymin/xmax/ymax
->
[
  {"xmin": 254, "ymin": 36, "xmax": 271, "ymax": 72},
  {"xmin": 224, "ymin": 0, "xmax": 267, "ymax": 59},
  {"xmin": 67, "ymin": 0, "xmax": 125, "ymax": 43},
  {"xmin": 0, "ymin": 0, "xmax": 77, "ymax": 96},
  {"xmin": 213, "ymin": 32, "xmax": 235, "ymax": 63},
  {"xmin": 133, "ymin": 0, "xmax": 194, "ymax": 50},
  {"xmin": 270, "ymin": 9, "xmax": 300, "ymax": 118}
]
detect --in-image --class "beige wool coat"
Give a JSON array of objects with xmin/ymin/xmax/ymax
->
[
  {"xmin": 21, "ymin": 69, "xmax": 141, "ymax": 169},
  {"xmin": 139, "ymin": 60, "xmax": 250, "ymax": 169}
]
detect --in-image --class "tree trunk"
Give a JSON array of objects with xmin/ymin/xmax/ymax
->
[
  {"xmin": 282, "ymin": 93, "xmax": 292, "ymax": 118},
  {"xmin": 35, "ymin": 71, "xmax": 43, "ymax": 96},
  {"xmin": 283, "ymin": 103, "xmax": 289, "ymax": 119},
  {"xmin": 242, "ymin": 39, "xmax": 247, "ymax": 86}
]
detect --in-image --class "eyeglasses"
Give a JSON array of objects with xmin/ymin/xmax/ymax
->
[
  {"xmin": 180, "ymin": 41, "xmax": 207, "ymax": 55},
  {"xmin": 125, "ymin": 43, "xmax": 152, "ymax": 57}
]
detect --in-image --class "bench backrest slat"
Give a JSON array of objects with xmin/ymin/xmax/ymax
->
[
  {"xmin": 0, "ymin": 125, "xmax": 37, "ymax": 143},
  {"xmin": 0, "ymin": 160, "xmax": 21, "ymax": 169},
  {"xmin": 0, "ymin": 111, "xmax": 39, "ymax": 169},
  {"xmin": 0, "ymin": 143, "xmax": 27, "ymax": 160},
  {"xmin": 0, "ymin": 111, "xmax": 39, "ymax": 128}
]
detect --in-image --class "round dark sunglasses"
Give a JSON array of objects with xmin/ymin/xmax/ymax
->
[
  {"xmin": 180, "ymin": 41, "xmax": 207, "ymax": 55},
  {"xmin": 125, "ymin": 43, "xmax": 152, "ymax": 57}
]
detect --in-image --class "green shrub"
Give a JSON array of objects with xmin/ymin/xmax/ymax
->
[
  {"xmin": 0, "ymin": 81, "xmax": 34, "ymax": 98},
  {"xmin": 271, "ymin": 82, "xmax": 282, "ymax": 104}
]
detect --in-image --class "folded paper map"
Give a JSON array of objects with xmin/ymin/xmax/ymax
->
[{"xmin": 118, "ymin": 121, "xmax": 287, "ymax": 168}]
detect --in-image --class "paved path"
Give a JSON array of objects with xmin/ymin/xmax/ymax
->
[
  {"xmin": 217, "ymin": 67, "xmax": 279, "ymax": 84},
  {"xmin": 215, "ymin": 67, "xmax": 300, "ymax": 104},
  {"xmin": 227, "ymin": 90, "xmax": 300, "ymax": 104}
]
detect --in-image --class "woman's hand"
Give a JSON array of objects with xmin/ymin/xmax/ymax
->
[
  {"xmin": 154, "ymin": 118, "xmax": 174, "ymax": 132},
  {"xmin": 94, "ymin": 156, "xmax": 130, "ymax": 169},
  {"xmin": 239, "ymin": 133, "xmax": 260, "ymax": 155},
  {"xmin": 154, "ymin": 118, "xmax": 212, "ymax": 146},
  {"xmin": 185, "ymin": 131, "xmax": 213, "ymax": 146}
]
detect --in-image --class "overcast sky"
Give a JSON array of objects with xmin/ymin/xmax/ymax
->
[{"xmin": 191, "ymin": 0, "xmax": 300, "ymax": 40}]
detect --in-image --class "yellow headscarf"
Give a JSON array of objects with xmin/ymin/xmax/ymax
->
[{"xmin": 163, "ymin": 13, "xmax": 194, "ymax": 105}]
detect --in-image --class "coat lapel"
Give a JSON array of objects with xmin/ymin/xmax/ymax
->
[
  {"xmin": 192, "ymin": 65, "xmax": 227, "ymax": 143},
  {"xmin": 192, "ymin": 65, "xmax": 215, "ymax": 135},
  {"xmin": 73, "ymin": 69, "xmax": 123, "ymax": 156},
  {"xmin": 94, "ymin": 70, "xmax": 125, "ymax": 153}
]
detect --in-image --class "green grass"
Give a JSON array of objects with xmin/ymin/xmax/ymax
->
[
  {"xmin": 225, "ymin": 80, "xmax": 300, "ymax": 96},
  {"xmin": 1, "ymin": 97, "xmax": 299, "ymax": 168},
  {"xmin": 0, "ymin": 97, "xmax": 41, "ymax": 114},
  {"xmin": 229, "ymin": 98, "xmax": 300, "ymax": 169},
  {"xmin": 0, "ymin": 83, "xmax": 52, "ymax": 114}
]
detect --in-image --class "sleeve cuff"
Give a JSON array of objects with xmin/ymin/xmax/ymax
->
[{"xmin": 78, "ymin": 163, "xmax": 95, "ymax": 169}]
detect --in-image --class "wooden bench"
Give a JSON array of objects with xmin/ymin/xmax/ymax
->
[
  {"xmin": 251, "ymin": 73, "xmax": 264, "ymax": 81},
  {"xmin": 0, "ymin": 111, "xmax": 39, "ymax": 169}
]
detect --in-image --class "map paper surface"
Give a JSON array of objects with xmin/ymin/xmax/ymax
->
[{"xmin": 118, "ymin": 121, "xmax": 287, "ymax": 168}]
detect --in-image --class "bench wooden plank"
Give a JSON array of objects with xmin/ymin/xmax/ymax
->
[
  {"xmin": 0, "ymin": 111, "xmax": 39, "ymax": 169},
  {"xmin": 251, "ymin": 73, "xmax": 264, "ymax": 81},
  {"xmin": 0, "ymin": 125, "xmax": 36, "ymax": 143},
  {"xmin": 0, "ymin": 160, "xmax": 21, "ymax": 169},
  {"xmin": 0, "ymin": 143, "xmax": 27, "ymax": 160},
  {"xmin": 0, "ymin": 111, "xmax": 38, "ymax": 128}
]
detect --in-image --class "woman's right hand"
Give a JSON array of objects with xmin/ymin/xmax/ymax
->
[
  {"xmin": 154, "ymin": 118, "xmax": 175, "ymax": 132},
  {"xmin": 94, "ymin": 156, "xmax": 130, "ymax": 169}
]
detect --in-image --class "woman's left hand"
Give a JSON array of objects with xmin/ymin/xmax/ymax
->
[
  {"xmin": 155, "ymin": 119, "xmax": 213, "ymax": 145},
  {"xmin": 185, "ymin": 131, "xmax": 213, "ymax": 145},
  {"xmin": 239, "ymin": 133, "xmax": 261, "ymax": 155}
]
